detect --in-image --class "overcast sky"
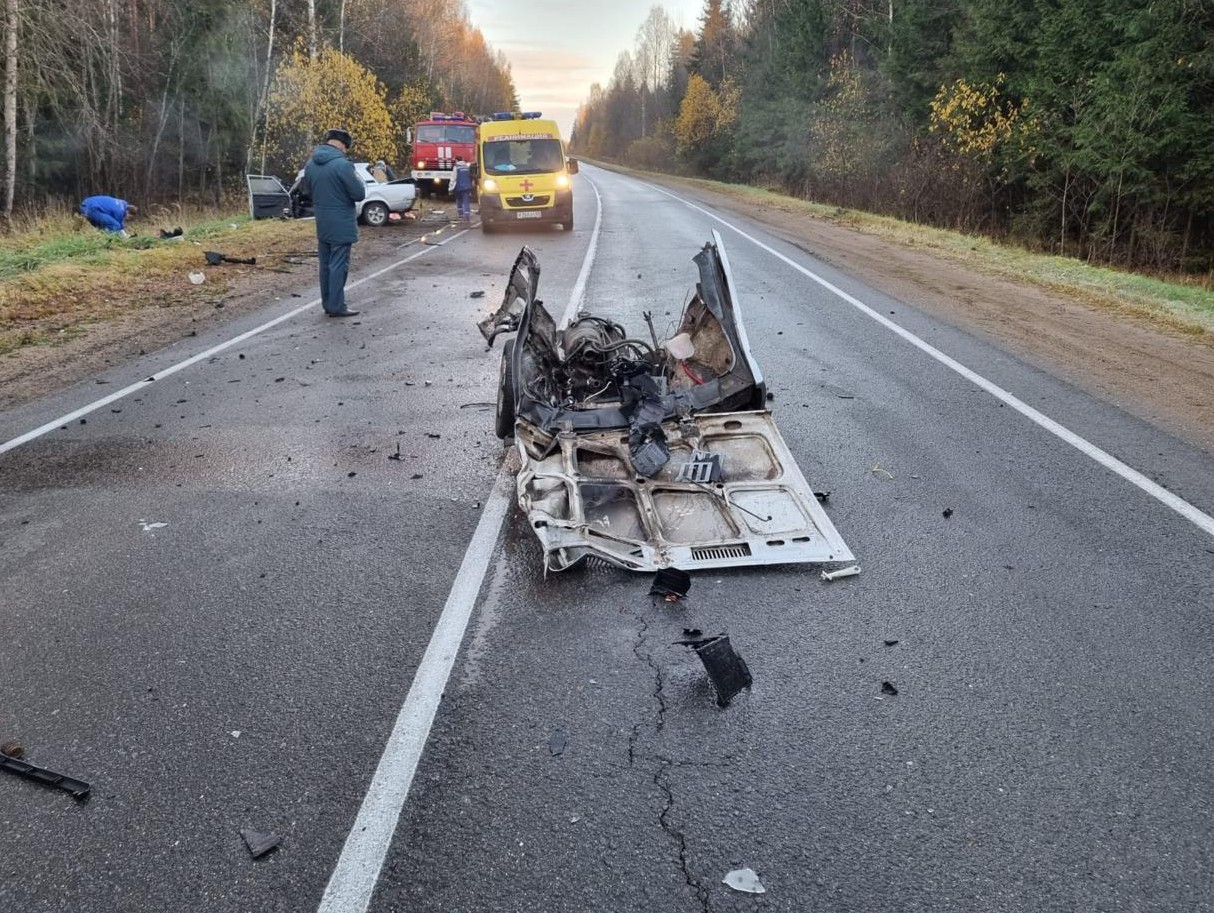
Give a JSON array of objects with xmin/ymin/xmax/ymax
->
[{"xmin": 464, "ymin": 0, "xmax": 706, "ymax": 137}]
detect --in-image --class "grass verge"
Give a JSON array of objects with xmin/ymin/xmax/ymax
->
[{"xmin": 598, "ymin": 162, "xmax": 1214, "ymax": 338}]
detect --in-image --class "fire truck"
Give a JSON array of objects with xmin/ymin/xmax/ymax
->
[{"xmin": 409, "ymin": 111, "xmax": 479, "ymax": 198}]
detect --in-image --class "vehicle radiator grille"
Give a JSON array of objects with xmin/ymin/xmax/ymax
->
[
  {"xmin": 506, "ymin": 195, "xmax": 551, "ymax": 207},
  {"xmin": 690, "ymin": 543, "xmax": 752, "ymax": 561}
]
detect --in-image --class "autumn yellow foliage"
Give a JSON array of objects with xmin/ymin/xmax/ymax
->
[
  {"xmin": 264, "ymin": 45, "xmax": 398, "ymax": 172},
  {"xmin": 929, "ymin": 76, "xmax": 1033, "ymax": 162},
  {"xmin": 675, "ymin": 74, "xmax": 740, "ymax": 156}
]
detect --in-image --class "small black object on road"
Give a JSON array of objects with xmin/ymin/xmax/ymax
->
[
  {"xmin": 240, "ymin": 828, "xmax": 282, "ymax": 859},
  {"xmin": 650, "ymin": 568, "xmax": 691, "ymax": 600},
  {"xmin": 0, "ymin": 741, "xmax": 91, "ymax": 801},
  {"xmin": 675, "ymin": 633, "xmax": 753, "ymax": 707}
]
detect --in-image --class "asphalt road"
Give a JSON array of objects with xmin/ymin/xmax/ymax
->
[{"xmin": 2, "ymin": 164, "xmax": 1213, "ymax": 913}]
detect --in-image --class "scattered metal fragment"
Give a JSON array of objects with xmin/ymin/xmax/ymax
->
[
  {"xmin": 240, "ymin": 828, "xmax": 281, "ymax": 859},
  {"xmin": 813, "ymin": 490, "xmax": 831, "ymax": 502},
  {"xmin": 723, "ymin": 868, "xmax": 766, "ymax": 894},
  {"xmin": 469, "ymin": 290, "xmax": 486, "ymax": 298},
  {"xmin": 942, "ymin": 507, "xmax": 954, "ymax": 518},
  {"xmin": 650, "ymin": 568, "xmax": 691, "ymax": 600},
  {"xmin": 821, "ymin": 564, "xmax": 861, "ymax": 582},
  {"xmin": 0, "ymin": 744, "xmax": 91, "ymax": 800},
  {"xmin": 549, "ymin": 731, "xmax": 566, "ymax": 756},
  {"xmin": 881, "ymin": 681, "xmax": 899, "ymax": 696},
  {"xmin": 676, "ymin": 634, "xmax": 752, "ymax": 707},
  {"xmin": 883, "ymin": 639, "xmax": 899, "ymax": 647}
]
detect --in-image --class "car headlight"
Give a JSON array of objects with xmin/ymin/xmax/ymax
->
[
  {"xmin": 483, "ymin": 178, "xmax": 499, "ymax": 192},
  {"xmin": 555, "ymin": 174, "xmax": 570, "ymax": 189},
  {"xmin": 417, "ymin": 160, "xmax": 426, "ymax": 169}
]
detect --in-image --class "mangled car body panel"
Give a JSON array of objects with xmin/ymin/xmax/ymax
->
[{"xmin": 481, "ymin": 231, "xmax": 855, "ymax": 573}]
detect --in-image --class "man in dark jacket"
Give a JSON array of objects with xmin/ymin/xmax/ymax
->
[{"xmin": 305, "ymin": 128, "xmax": 366, "ymax": 317}]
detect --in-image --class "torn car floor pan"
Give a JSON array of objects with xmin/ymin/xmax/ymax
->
[{"xmin": 480, "ymin": 230, "xmax": 855, "ymax": 573}]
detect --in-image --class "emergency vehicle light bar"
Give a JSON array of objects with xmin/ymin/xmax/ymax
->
[{"xmin": 491, "ymin": 111, "xmax": 544, "ymax": 121}]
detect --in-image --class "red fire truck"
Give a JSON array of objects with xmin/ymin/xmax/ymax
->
[{"xmin": 409, "ymin": 111, "xmax": 479, "ymax": 198}]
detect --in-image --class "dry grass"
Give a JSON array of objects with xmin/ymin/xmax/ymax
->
[{"xmin": 0, "ymin": 211, "xmax": 316, "ymax": 356}]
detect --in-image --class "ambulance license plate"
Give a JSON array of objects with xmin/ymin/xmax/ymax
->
[{"xmin": 515, "ymin": 211, "xmax": 542, "ymax": 220}]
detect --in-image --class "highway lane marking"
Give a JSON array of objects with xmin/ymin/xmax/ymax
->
[
  {"xmin": 650, "ymin": 183, "xmax": 1214, "ymax": 541},
  {"xmin": 315, "ymin": 174, "xmax": 604, "ymax": 913},
  {"xmin": 566, "ymin": 173, "xmax": 604, "ymax": 324},
  {"xmin": 0, "ymin": 230, "xmax": 470, "ymax": 456}
]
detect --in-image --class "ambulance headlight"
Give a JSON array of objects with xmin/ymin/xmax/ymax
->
[
  {"xmin": 555, "ymin": 174, "xmax": 570, "ymax": 189},
  {"xmin": 417, "ymin": 159, "xmax": 426, "ymax": 169},
  {"xmin": 483, "ymin": 178, "xmax": 499, "ymax": 192}
]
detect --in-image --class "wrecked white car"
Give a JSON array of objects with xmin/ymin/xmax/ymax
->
[{"xmin": 479, "ymin": 231, "xmax": 855, "ymax": 573}]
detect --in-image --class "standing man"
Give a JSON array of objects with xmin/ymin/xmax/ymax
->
[
  {"xmin": 305, "ymin": 128, "xmax": 366, "ymax": 317},
  {"xmin": 448, "ymin": 155, "xmax": 473, "ymax": 221},
  {"xmin": 80, "ymin": 195, "xmax": 136, "ymax": 236}
]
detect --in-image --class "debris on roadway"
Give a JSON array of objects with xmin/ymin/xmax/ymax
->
[
  {"xmin": 0, "ymin": 741, "xmax": 91, "ymax": 801},
  {"xmin": 675, "ymin": 632, "xmax": 753, "ymax": 707},
  {"xmin": 723, "ymin": 867, "xmax": 767, "ymax": 894},
  {"xmin": 649, "ymin": 567, "xmax": 691, "ymax": 601},
  {"xmin": 478, "ymin": 231, "xmax": 855, "ymax": 573},
  {"xmin": 821, "ymin": 564, "xmax": 861, "ymax": 582},
  {"xmin": 240, "ymin": 828, "xmax": 282, "ymax": 859}
]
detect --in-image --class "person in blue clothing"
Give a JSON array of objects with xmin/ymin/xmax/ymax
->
[
  {"xmin": 79, "ymin": 195, "xmax": 136, "ymax": 236},
  {"xmin": 304, "ymin": 128, "xmax": 366, "ymax": 317},
  {"xmin": 448, "ymin": 155, "xmax": 473, "ymax": 221}
]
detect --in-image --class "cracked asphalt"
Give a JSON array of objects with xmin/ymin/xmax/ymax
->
[{"xmin": 3, "ymin": 165, "xmax": 1214, "ymax": 912}]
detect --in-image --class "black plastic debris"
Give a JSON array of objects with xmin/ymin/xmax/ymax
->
[
  {"xmin": 881, "ymin": 681, "xmax": 899, "ymax": 696},
  {"xmin": 942, "ymin": 507, "xmax": 954, "ymax": 518},
  {"xmin": 0, "ymin": 742, "xmax": 91, "ymax": 801},
  {"xmin": 469, "ymin": 290, "xmax": 486, "ymax": 299},
  {"xmin": 240, "ymin": 828, "xmax": 281, "ymax": 859},
  {"xmin": 650, "ymin": 568, "xmax": 691, "ymax": 600},
  {"xmin": 204, "ymin": 251, "xmax": 257, "ymax": 266},
  {"xmin": 676, "ymin": 634, "xmax": 752, "ymax": 707},
  {"xmin": 883, "ymin": 639, "xmax": 899, "ymax": 647},
  {"xmin": 813, "ymin": 490, "xmax": 831, "ymax": 502},
  {"xmin": 159, "ymin": 227, "xmax": 183, "ymax": 239}
]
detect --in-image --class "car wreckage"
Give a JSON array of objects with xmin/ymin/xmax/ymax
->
[{"xmin": 478, "ymin": 231, "xmax": 855, "ymax": 573}]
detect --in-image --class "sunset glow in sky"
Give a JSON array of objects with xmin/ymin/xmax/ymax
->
[{"xmin": 465, "ymin": 1, "xmax": 706, "ymax": 137}]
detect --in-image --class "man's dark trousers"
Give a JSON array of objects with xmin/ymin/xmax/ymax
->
[{"xmin": 318, "ymin": 240, "xmax": 353, "ymax": 315}]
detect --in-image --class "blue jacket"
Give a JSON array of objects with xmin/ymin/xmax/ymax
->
[
  {"xmin": 304, "ymin": 144, "xmax": 366, "ymax": 244},
  {"xmin": 80, "ymin": 195, "xmax": 130, "ymax": 233}
]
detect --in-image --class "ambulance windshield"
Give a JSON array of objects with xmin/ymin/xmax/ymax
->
[{"xmin": 483, "ymin": 139, "xmax": 564, "ymax": 175}]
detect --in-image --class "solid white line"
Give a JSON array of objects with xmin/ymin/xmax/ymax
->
[
  {"xmin": 562, "ymin": 173, "xmax": 603, "ymax": 327},
  {"xmin": 315, "ymin": 181, "xmax": 607, "ymax": 913},
  {"xmin": 315, "ymin": 468, "xmax": 514, "ymax": 913},
  {"xmin": 650, "ymin": 183, "xmax": 1214, "ymax": 540},
  {"xmin": 0, "ymin": 231, "xmax": 469, "ymax": 456}
]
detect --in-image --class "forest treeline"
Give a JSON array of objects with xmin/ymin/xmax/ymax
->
[
  {"xmin": 0, "ymin": 0, "xmax": 516, "ymax": 215},
  {"xmin": 572, "ymin": 0, "xmax": 1214, "ymax": 273}
]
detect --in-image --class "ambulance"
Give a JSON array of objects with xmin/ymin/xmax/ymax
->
[{"xmin": 474, "ymin": 112, "xmax": 578, "ymax": 232}]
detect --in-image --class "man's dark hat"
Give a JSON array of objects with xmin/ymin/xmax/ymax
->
[{"xmin": 323, "ymin": 128, "xmax": 354, "ymax": 150}]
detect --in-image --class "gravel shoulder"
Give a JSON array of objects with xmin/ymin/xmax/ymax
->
[{"xmin": 3, "ymin": 191, "xmax": 1212, "ymax": 453}]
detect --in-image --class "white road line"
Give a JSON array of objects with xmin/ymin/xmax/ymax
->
[
  {"xmin": 650, "ymin": 182, "xmax": 1214, "ymax": 540},
  {"xmin": 315, "ymin": 182, "xmax": 606, "ymax": 913},
  {"xmin": 563, "ymin": 174, "xmax": 603, "ymax": 326},
  {"xmin": 0, "ymin": 231, "xmax": 469, "ymax": 456}
]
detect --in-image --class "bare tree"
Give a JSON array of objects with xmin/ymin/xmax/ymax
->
[{"xmin": 3, "ymin": 0, "xmax": 16, "ymax": 220}]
